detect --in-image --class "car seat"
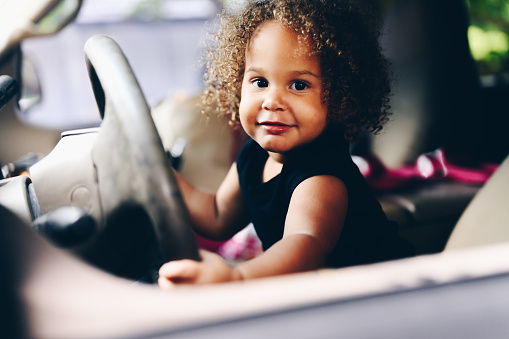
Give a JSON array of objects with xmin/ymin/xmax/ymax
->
[
  {"xmin": 151, "ymin": 94, "xmax": 240, "ymax": 192},
  {"xmin": 371, "ymin": 0, "xmax": 485, "ymax": 168},
  {"xmin": 367, "ymin": 0, "xmax": 507, "ymax": 255},
  {"xmin": 445, "ymin": 154, "xmax": 509, "ymax": 251}
]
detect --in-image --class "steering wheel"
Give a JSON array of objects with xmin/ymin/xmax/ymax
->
[{"xmin": 80, "ymin": 34, "xmax": 200, "ymax": 278}]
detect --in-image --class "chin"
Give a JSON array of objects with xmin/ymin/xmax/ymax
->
[{"xmin": 258, "ymin": 140, "xmax": 290, "ymax": 154}]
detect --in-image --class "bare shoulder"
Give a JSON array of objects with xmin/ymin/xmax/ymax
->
[
  {"xmin": 285, "ymin": 175, "xmax": 348, "ymax": 251},
  {"xmin": 293, "ymin": 175, "xmax": 348, "ymax": 205}
]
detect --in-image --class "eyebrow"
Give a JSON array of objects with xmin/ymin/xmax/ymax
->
[
  {"xmin": 293, "ymin": 70, "xmax": 321, "ymax": 79},
  {"xmin": 245, "ymin": 67, "xmax": 321, "ymax": 79},
  {"xmin": 244, "ymin": 66, "xmax": 264, "ymax": 74}
]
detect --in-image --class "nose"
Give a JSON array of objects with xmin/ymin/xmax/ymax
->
[{"xmin": 262, "ymin": 87, "xmax": 286, "ymax": 111}]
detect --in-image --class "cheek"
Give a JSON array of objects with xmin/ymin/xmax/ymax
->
[
  {"xmin": 306, "ymin": 107, "xmax": 328, "ymax": 135},
  {"xmin": 238, "ymin": 96, "xmax": 247, "ymax": 119},
  {"xmin": 238, "ymin": 99, "xmax": 253, "ymax": 133},
  {"xmin": 239, "ymin": 92, "xmax": 257, "ymax": 121},
  {"xmin": 238, "ymin": 84, "xmax": 249, "ymax": 115},
  {"xmin": 318, "ymin": 102, "xmax": 329, "ymax": 125},
  {"xmin": 305, "ymin": 104, "xmax": 328, "ymax": 124}
]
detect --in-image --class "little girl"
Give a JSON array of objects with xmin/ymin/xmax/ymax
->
[{"xmin": 158, "ymin": 0, "xmax": 413, "ymax": 287}]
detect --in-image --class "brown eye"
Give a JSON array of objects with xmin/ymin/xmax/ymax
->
[
  {"xmin": 290, "ymin": 80, "xmax": 309, "ymax": 91},
  {"xmin": 252, "ymin": 78, "xmax": 268, "ymax": 88}
]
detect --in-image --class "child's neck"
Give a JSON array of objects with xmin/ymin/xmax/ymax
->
[
  {"xmin": 267, "ymin": 150, "xmax": 287, "ymax": 164},
  {"xmin": 262, "ymin": 152, "xmax": 285, "ymax": 183}
]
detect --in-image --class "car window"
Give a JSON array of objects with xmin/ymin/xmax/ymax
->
[
  {"xmin": 467, "ymin": 0, "xmax": 509, "ymax": 77},
  {"xmin": 18, "ymin": 0, "xmax": 221, "ymax": 129}
]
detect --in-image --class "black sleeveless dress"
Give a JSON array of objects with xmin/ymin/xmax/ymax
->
[{"xmin": 236, "ymin": 127, "xmax": 414, "ymax": 268}]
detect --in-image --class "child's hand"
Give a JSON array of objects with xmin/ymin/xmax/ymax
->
[{"xmin": 158, "ymin": 249, "xmax": 243, "ymax": 288}]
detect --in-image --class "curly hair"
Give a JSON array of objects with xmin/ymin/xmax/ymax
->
[{"xmin": 202, "ymin": 0, "xmax": 391, "ymax": 142}]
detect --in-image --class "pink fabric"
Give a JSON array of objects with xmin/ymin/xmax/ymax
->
[
  {"xmin": 195, "ymin": 227, "xmax": 262, "ymax": 262},
  {"xmin": 353, "ymin": 148, "xmax": 499, "ymax": 190}
]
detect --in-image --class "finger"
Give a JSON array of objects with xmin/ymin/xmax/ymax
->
[
  {"xmin": 159, "ymin": 260, "xmax": 200, "ymax": 284},
  {"xmin": 158, "ymin": 275, "xmax": 176, "ymax": 290},
  {"xmin": 198, "ymin": 248, "xmax": 224, "ymax": 262}
]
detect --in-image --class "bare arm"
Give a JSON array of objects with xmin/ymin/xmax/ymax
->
[
  {"xmin": 174, "ymin": 163, "xmax": 251, "ymax": 241},
  {"xmin": 159, "ymin": 175, "xmax": 348, "ymax": 286},
  {"xmin": 236, "ymin": 174, "xmax": 347, "ymax": 278}
]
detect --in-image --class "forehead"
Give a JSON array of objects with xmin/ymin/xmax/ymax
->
[{"xmin": 247, "ymin": 20, "xmax": 316, "ymax": 58}]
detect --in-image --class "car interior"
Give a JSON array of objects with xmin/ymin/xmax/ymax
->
[
  {"xmin": 1, "ymin": 0, "xmax": 508, "ymax": 338},
  {"xmin": 1, "ymin": 158, "xmax": 509, "ymax": 338}
]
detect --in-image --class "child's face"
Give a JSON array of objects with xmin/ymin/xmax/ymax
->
[{"xmin": 239, "ymin": 20, "xmax": 328, "ymax": 161}]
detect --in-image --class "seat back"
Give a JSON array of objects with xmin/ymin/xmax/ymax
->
[
  {"xmin": 445, "ymin": 155, "xmax": 509, "ymax": 251},
  {"xmin": 371, "ymin": 0, "xmax": 483, "ymax": 168}
]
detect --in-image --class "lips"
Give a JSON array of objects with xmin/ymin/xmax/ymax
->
[{"xmin": 259, "ymin": 121, "xmax": 292, "ymax": 134}]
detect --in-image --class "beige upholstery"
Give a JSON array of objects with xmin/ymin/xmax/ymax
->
[
  {"xmin": 445, "ymin": 155, "xmax": 509, "ymax": 251},
  {"xmin": 152, "ymin": 94, "xmax": 238, "ymax": 192}
]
